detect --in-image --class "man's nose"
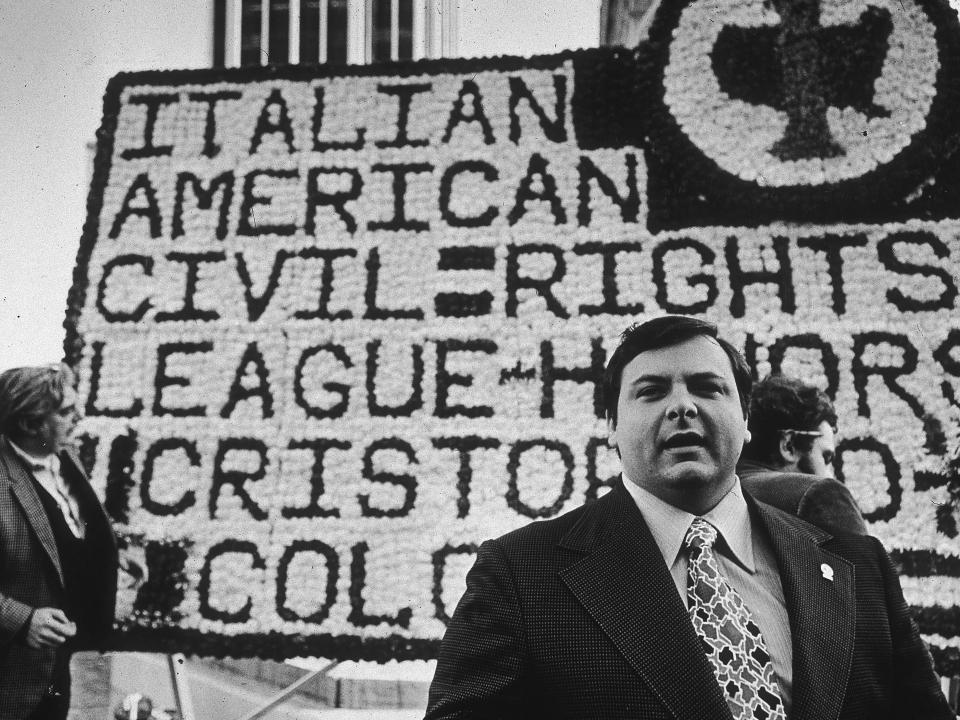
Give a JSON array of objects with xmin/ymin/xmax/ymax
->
[{"xmin": 665, "ymin": 392, "xmax": 698, "ymax": 420}]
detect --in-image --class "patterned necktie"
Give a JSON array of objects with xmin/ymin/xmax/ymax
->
[{"xmin": 684, "ymin": 518, "xmax": 786, "ymax": 720}]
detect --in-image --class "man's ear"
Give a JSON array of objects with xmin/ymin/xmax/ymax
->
[
  {"xmin": 14, "ymin": 416, "xmax": 42, "ymax": 438},
  {"xmin": 778, "ymin": 432, "xmax": 799, "ymax": 464},
  {"xmin": 606, "ymin": 417, "xmax": 623, "ymax": 457}
]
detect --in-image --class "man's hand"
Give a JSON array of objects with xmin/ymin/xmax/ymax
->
[{"xmin": 25, "ymin": 608, "xmax": 76, "ymax": 649}]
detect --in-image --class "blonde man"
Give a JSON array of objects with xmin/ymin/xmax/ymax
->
[{"xmin": 0, "ymin": 364, "xmax": 117, "ymax": 720}]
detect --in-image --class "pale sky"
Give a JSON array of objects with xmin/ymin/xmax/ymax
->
[{"xmin": 0, "ymin": 0, "xmax": 601, "ymax": 370}]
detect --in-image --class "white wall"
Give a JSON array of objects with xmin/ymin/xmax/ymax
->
[{"xmin": 457, "ymin": 0, "xmax": 600, "ymax": 57}]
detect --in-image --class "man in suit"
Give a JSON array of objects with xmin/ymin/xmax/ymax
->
[
  {"xmin": 0, "ymin": 364, "xmax": 118, "ymax": 720},
  {"xmin": 425, "ymin": 316, "xmax": 952, "ymax": 719},
  {"xmin": 737, "ymin": 374, "xmax": 868, "ymax": 535}
]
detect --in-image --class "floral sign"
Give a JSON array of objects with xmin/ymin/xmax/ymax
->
[{"xmin": 67, "ymin": 0, "xmax": 960, "ymax": 670}]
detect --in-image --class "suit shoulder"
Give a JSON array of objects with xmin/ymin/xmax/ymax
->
[
  {"xmin": 741, "ymin": 470, "xmax": 812, "ymax": 511},
  {"xmin": 752, "ymin": 495, "xmax": 832, "ymax": 540},
  {"xmin": 821, "ymin": 531, "xmax": 885, "ymax": 557},
  {"xmin": 742, "ymin": 470, "xmax": 817, "ymax": 493},
  {"xmin": 488, "ymin": 492, "xmax": 615, "ymax": 552},
  {"xmin": 493, "ymin": 502, "xmax": 591, "ymax": 545},
  {"xmin": 805, "ymin": 476, "xmax": 856, "ymax": 497},
  {"xmin": 798, "ymin": 476, "xmax": 864, "ymax": 513},
  {"xmin": 0, "ymin": 445, "xmax": 18, "ymax": 485}
]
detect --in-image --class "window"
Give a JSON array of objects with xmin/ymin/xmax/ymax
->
[
  {"xmin": 369, "ymin": 0, "xmax": 413, "ymax": 62},
  {"xmin": 215, "ymin": 0, "xmax": 457, "ymax": 67},
  {"xmin": 298, "ymin": 0, "xmax": 349, "ymax": 64}
]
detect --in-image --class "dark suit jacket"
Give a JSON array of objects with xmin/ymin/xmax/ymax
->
[
  {"xmin": 738, "ymin": 459, "xmax": 869, "ymax": 536},
  {"xmin": 425, "ymin": 481, "xmax": 952, "ymax": 720},
  {"xmin": 0, "ymin": 437, "xmax": 118, "ymax": 719}
]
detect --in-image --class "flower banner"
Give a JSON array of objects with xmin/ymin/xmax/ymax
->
[{"xmin": 67, "ymin": 0, "xmax": 960, "ymax": 670}]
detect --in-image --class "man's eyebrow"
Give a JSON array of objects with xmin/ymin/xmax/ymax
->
[
  {"xmin": 628, "ymin": 374, "xmax": 669, "ymax": 386},
  {"xmin": 628, "ymin": 371, "xmax": 728, "ymax": 385},
  {"xmin": 687, "ymin": 371, "xmax": 728, "ymax": 382}
]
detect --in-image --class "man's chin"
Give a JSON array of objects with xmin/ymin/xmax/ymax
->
[
  {"xmin": 661, "ymin": 463, "xmax": 732, "ymax": 494},
  {"xmin": 659, "ymin": 466, "xmax": 735, "ymax": 513},
  {"xmin": 663, "ymin": 459, "xmax": 715, "ymax": 481}
]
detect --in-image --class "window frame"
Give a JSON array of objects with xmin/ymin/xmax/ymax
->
[{"xmin": 215, "ymin": 0, "xmax": 458, "ymax": 67}]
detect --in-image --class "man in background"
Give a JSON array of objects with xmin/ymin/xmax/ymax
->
[
  {"xmin": 0, "ymin": 364, "xmax": 117, "ymax": 720},
  {"xmin": 738, "ymin": 374, "xmax": 867, "ymax": 535}
]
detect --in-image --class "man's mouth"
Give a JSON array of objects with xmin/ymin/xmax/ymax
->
[{"xmin": 662, "ymin": 433, "xmax": 704, "ymax": 450}]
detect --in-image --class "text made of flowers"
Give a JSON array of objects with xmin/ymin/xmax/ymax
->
[{"xmin": 68, "ymin": 0, "xmax": 960, "ymax": 669}]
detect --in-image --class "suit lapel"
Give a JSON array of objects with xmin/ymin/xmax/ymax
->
[
  {"xmin": 1, "ymin": 440, "xmax": 65, "ymax": 588},
  {"xmin": 559, "ymin": 484, "xmax": 733, "ymax": 720},
  {"xmin": 60, "ymin": 448, "xmax": 116, "ymax": 548},
  {"xmin": 752, "ymin": 501, "xmax": 855, "ymax": 720}
]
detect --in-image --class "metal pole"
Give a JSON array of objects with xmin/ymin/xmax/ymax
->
[
  {"xmin": 167, "ymin": 654, "xmax": 197, "ymax": 720},
  {"xmin": 289, "ymin": 0, "xmax": 301, "ymax": 63},
  {"xmin": 261, "ymin": 0, "xmax": 271, "ymax": 64},
  {"xmin": 227, "ymin": 0, "xmax": 243, "ymax": 67},
  {"xmin": 233, "ymin": 660, "xmax": 342, "ymax": 720},
  {"xmin": 390, "ymin": 0, "xmax": 400, "ymax": 60}
]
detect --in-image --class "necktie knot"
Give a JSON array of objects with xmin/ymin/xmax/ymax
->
[{"xmin": 685, "ymin": 517, "xmax": 718, "ymax": 552}]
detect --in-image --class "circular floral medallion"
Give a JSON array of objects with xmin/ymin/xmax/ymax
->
[
  {"xmin": 643, "ymin": 0, "xmax": 960, "ymax": 225},
  {"xmin": 663, "ymin": 0, "xmax": 939, "ymax": 187}
]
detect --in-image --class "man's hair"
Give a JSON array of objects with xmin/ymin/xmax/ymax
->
[
  {"xmin": 602, "ymin": 315, "xmax": 752, "ymax": 425},
  {"xmin": 742, "ymin": 374, "xmax": 837, "ymax": 464},
  {"xmin": 0, "ymin": 363, "xmax": 75, "ymax": 437}
]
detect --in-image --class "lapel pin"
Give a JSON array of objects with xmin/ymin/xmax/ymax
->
[{"xmin": 820, "ymin": 563, "xmax": 834, "ymax": 581}]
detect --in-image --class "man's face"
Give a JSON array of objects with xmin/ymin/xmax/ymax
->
[
  {"xmin": 795, "ymin": 420, "xmax": 836, "ymax": 478},
  {"xmin": 608, "ymin": 335, "xmax": 748, "ymax": 515},
  {"xmin": 38, "ymin": 386, "xmax": 80, "ymax": 454}
]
